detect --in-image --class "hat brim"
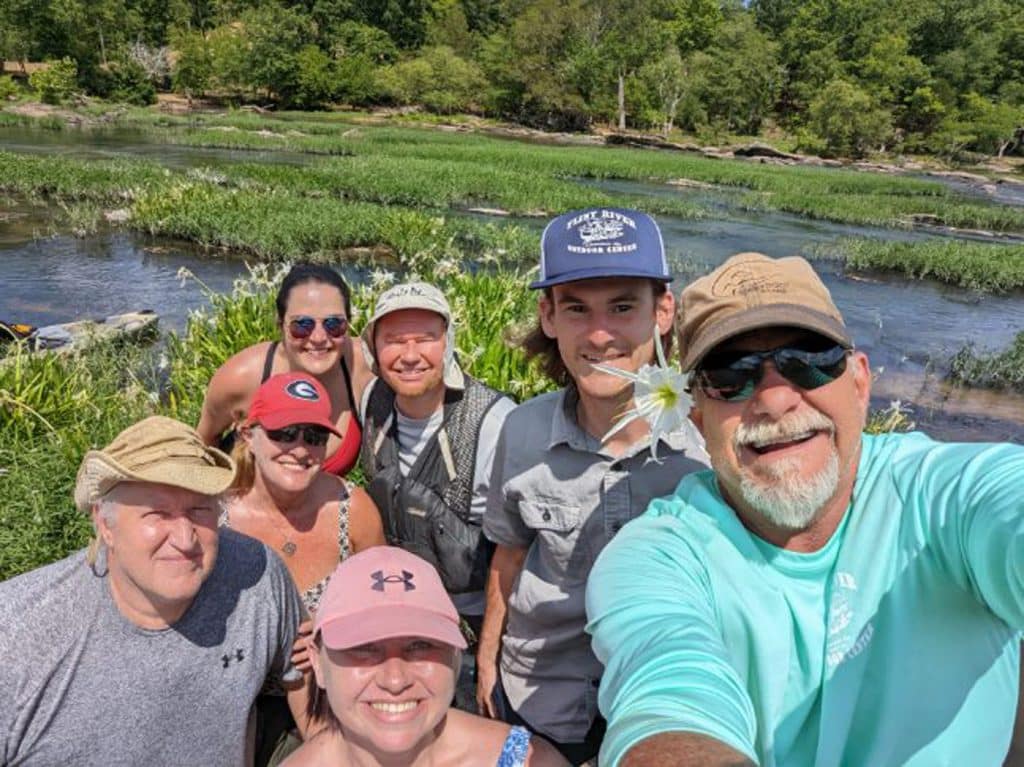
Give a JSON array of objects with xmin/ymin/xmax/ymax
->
[
  {"xmin": 681, "ymin": 304, "xmax": 852, "ymax": 372},
  {"xmin": 530, "ymin": 267, "xmax": 673, "ymax": 290},
  {"xmin": 318, "ymin": 605, "xmax": 467, "ymax": 651},
  {"xmin": 249, "ymin": 408, "xmax": 343, "ymax": 437},
  {"xmin": 74, "ymin": 448, "xmax": 236, "ymax": 512}
]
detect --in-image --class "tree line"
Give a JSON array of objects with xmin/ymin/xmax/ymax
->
[{"xmin": 1, "ymin": 0, "xmax": 1022, "ymax": 159}]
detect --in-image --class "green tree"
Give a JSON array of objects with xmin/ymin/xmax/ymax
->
[
  {"xmin": 639, "ymin": 46, "xmax": 690, "ymax": 134},
  {"xmin": 170, "ymin": 28, "xmax": 211, "ymax": 100},
  {"xmin": 956, "ymin": 93, "xmax": 1024, "ymax": 156},
  {"xmin": 378, "ymin": 45, "xmax": 486, "ymax": 113},
  {"xmin": 206, "ymin": 23, "xmax": 248, "ymax": 97},
  {"xmin": 425, "ymin": 0, "xmax": 475, "ymax": 56},
  {"xmin": 292, "ymin": 44, "xmax": 337, "ymax": 108},
  {"xmin": 592, "ymin": 0, "xmax": 673, "ymax": 129},
  {"xmin": 699, "ymin": 13, "xmax": 781, "ymax": 134},
  {"xmin": 477, "ymin": 0, "xmax": 593, "ymax": 130},
  {"xmin": 807, "ymin": 78, "xmax": 893, "ymax": 158}
]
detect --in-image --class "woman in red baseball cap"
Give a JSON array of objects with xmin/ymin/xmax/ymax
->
[
  {"xmin": 223, "ymin": 371, "xmax": 385, "ymax": 765},
  {"xmin": 282, "ymin": 547, "xmax": 568, "ymax": 767},
  {"xmin": 197, "ymin": 264, "xmax": 372, "ymax": 477}
]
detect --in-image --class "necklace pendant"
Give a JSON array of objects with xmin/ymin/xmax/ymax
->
[{"xmin": 281, "ymin": 541, "xmax": 297, "ymax": 556}]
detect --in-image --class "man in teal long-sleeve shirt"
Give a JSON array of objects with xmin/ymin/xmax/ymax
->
[{"xmin": 587, "ymin": 252, "xmax": 1024, "ymax": 767}]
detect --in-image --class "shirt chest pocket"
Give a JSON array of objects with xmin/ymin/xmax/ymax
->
[{"xmin": 519, "ymin": 499, "xmax": 585, "ymax": 573}]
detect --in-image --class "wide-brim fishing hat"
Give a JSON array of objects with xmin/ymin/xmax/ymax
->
[
  {"xmin": 360, "ymin": 281, "xmax": 465, "ymax": 390},
  {"xmin": 74, "ymin": 415, "xmax": 236, "ymax": 512}
]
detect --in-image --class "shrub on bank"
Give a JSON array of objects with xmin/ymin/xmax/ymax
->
[
  {"xmin": 0, "ymin": 75, "xmax": 21, "ymax": 101},
  {"xmin": 29, "ymin": 58, "xmax": 78, "ymax": 105}
]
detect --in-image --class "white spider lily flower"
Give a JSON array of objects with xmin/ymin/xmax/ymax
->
[{"xmin": 590, "ymin": 331, "xmax": 694, "ymax": 462}]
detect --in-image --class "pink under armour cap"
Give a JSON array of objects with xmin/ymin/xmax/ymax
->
[{"xmin": 315, "ymin": 546, "xmax": 467, "ymax": 651}]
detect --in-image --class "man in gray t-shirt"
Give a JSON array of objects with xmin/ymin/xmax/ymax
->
[
  {"xmin": 477, "ymin": 208, "xmax": 710, "ymax": 765},
  {"xmin": 0, "ymin": 416, "xmax": 303, "ymax": 766}
]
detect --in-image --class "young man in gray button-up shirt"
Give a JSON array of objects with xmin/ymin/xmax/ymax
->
[{"xmin": 476, "ymin": 207, "xmax": 710, "ymax": 764}]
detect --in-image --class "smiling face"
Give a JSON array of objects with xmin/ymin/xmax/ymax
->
[
  {"xmin": 311, "ymin": 635, "xmax": 458, "ymax": 760},
  {"xmin": 280, "ymin": 281, "xmax": 349, "ymax": 377},
  {"xmin": 95, "ymin": 482, "xmax": 220, "ymax": 626},
  {"xmin": 243, "ymin": 423, "xmax": 327, "ymax": 495},
  {"xmin": 539, "ymin": 277, "xmax": 674, "ymax": 404},
  {"xmin": 691, "ymin": 328, "xmax": 871, "ymax": 539},
  {"xmin": 373, "ymin": 309, "xmax": 447, "ymax": 407}
]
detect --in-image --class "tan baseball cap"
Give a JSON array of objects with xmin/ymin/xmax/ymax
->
[
  {"xmin": 74, "ymin": 416, "xmax": 236, "ymax": 512},
  {"xmin": 677, "ymin": 252, "xmax": 852, "ymax": 372},
  {"xmin": 360, "ymin": 281, "xmax": 465, "ymax": 390}
]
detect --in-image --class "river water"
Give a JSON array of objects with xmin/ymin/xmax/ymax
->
[{"xmin": 1, "ymin": 126, "xmax": 1022, "ymax": 442}]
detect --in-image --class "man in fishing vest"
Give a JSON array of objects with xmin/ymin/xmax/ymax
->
[{"xmin": 359, "ymin": 281, "xmax": 515, "ymax": 711}]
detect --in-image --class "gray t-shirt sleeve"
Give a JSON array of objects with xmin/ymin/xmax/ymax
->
[
  {"xmin": 469, "ymin": 395, "xmax": 517, "ymax": 527},
  {"xmin": 265, "ymin": 550, "xmax": 304, "ymax": 687},
  {"xmin": 482, "ymin": 404, "xmax": 536, "ymax": 549}
]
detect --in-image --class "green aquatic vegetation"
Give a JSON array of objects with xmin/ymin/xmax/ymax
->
[
  {"xmin": 225, "ymin": 156, "xmax": 707, "ymax": 219},
  {"xmin": 0, "ymin": 151, "xmax": 169, "ymax": 202},
  {"xmin": 824, "ymin": 239, "xmax": 1024, "ymax": 292},
  {"xmin": 168, "ymin": 127, "xmax": 357, "ymax": 155},
  {"xmin": 741, "ymin": 190, "xmax": 1024, "ymax": 234},
  {"xmin": 130, "ymin": 181, "xmax": 538, "ymax": 262},
  {"xmin": 950, "ymin": 332, "xmax": 1024, "ymax": 392}
]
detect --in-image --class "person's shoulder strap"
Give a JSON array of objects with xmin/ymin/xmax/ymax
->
[
  {"xmin": 261, "ymin": 341, "xmax": 278, "ymax": 383},
  {"xmin": 338, "ymin": 481, "xmax": 352, "ymax": 560},
  {"xmin": 340, "ymin": 354, "xmax": 360, "ymax": 427}
]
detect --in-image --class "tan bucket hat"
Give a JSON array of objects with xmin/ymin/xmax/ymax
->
[
  {"xmin": 678, "ymin": 252, "xmax": 852, "ymax": 372},
  {"xmin": 74, "ymin": 416, "xmax": 236, "ymax": 512}
]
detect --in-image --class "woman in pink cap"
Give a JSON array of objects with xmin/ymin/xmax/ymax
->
[
  {"xmin": 283, "ymin": 547, "xmax": 568, "ymax": 767},
  {"xmin": 223, "ymin": 371, "xmax": 385, "ymax": 764}
]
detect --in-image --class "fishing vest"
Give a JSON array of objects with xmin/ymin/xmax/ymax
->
[{"xmin": 361, "ymin": 376, "xmax": 504, "ymax": 595}]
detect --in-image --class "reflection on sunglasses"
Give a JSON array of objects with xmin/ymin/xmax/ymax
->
[
  {"xmin": 695, "ymin": 344, "xmax": 849, "ymax": 402},
  {"xmin": 288, "ymin": 315, "xmax": 348, "ymax": 339},
  {"xmin": 263, "ymin": 424, "xmax": 331, "ymax": 446}
]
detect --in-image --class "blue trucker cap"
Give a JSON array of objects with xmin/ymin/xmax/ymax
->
[{"xmin": 530, "ymin": 207, "xmax": 671, "ymax": 290}]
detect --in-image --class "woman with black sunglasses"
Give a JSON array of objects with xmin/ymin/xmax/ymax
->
[
  {"xmin": 197, "ymin": 264, "xmax": 372, "ymax": 477},
  {"xmin": 223, "ymin": 371, "xmax": 386, "ymax": 766}
]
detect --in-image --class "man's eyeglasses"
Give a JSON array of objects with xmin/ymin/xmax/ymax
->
[
  {"xmin": 263, "ymin": 424, "xmax": 331, "ymax": 447},
  {"xmin": 694, "ymin": 343, "xmax": 850, "ymax": 402},
  {"xmin": 287, "ymin": 315, "xmax": 349, "ymax": 340}
]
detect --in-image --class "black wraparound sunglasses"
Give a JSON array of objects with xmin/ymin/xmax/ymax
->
[
  {"xmin": 694, "ymin": 343, "xmax": 850, "ymax": 402},
  {"xmin": 264, "ymin": 424, "xmax": 331, "ymax": 447}
]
